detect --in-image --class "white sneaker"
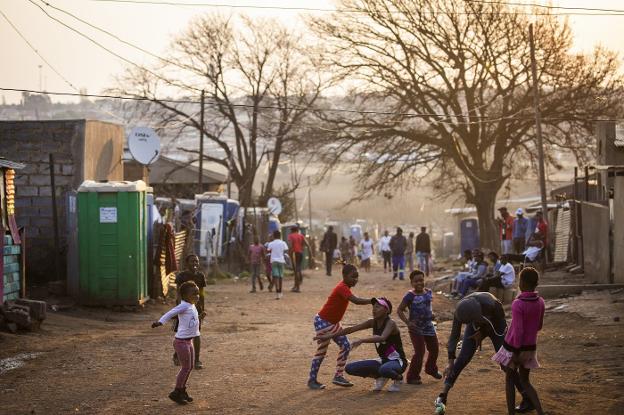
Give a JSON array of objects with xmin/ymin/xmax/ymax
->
[
  {"xmin": 372, "ymin": 378, "xmax": 389, "ymax": 391},
  {"xmin": 279, "ymin": 292, "xmax": 283, "ymax": 299},
  {"xmin": 388, "ymin": 380, "xmax": 401, "ymax": 392}
]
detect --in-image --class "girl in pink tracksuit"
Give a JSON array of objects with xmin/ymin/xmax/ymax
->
[{"xmin": 492, "ymin": 267, "xmax": 545, "ymax": 415}]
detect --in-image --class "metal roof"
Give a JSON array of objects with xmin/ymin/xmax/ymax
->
[{"xmin": 0, "ymin": 158, "xmax": 25, "ymax": 170}]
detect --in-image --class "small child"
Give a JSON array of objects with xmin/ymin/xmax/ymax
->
[
  {"xmin": 397, "ymin": 270, "xmax": 442, "ymax": 385},
  {"xmin": 152, "ymin": 281, "xmax": 204, "ymax": 405},
  {"xmin": 248, "ymin": 237, "xmax": 265, "ymax": 293},
  {"xmin": 308, "ymin": 263, "xmax": 372, "ymax": 390},
  {"xmin": 317, "ymin": 297, "xmax": 407, "ymax": 392},
  {"xmin": 174, "ymin": 254, "xmax": 207, "ymax": 369},
  {"xmin": 492, "ymin": 267, "xmax": 545, "ymax": 415},
  {"xmin": 264, "ymin": 233, "xmax": 274, "ymax": 292},
  {"xmin": 266, "ymin": 230, "xmax": 288, "ymax": 299}
]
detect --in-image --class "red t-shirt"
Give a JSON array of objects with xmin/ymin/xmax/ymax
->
[
  {"xmin": 499, "ymin": 216, "xmax": 514, "ymax": 240},
  {"xmin": 318, "ymin": 281, "xmax": 353, "ymax": 324},
  {"xmin": 288, "ymin": 232, "xmax": 305, "ymax": 253}
]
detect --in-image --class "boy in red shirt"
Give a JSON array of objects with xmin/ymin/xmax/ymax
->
[
  {"xmin": 308, "ymin": 264, "xmax": 372, "ymax": 390},
  {"xmin": 288, "ymin": 225, "xmax": 310, "ymax": 293}
]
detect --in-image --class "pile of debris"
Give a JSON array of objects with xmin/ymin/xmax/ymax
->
[{"xmin": 0, "ymin": 299, "xmax": 47, "ymax": 333}]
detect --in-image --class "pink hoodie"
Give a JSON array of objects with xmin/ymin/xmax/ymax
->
[{"xmin": 503, "ymin": 291, "xmax": 545, "ymax": 352}]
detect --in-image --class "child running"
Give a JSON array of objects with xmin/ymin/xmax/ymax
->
[
  {"xmin": 492, "ymin": 267, "xmax": 546, "ymax": 415},
  {"xmin": 397, "ymin": 270, "xmax": 442, "ymax": 385},
  {"xmin": 316, "ymin": 297, "xmax": 407, "ymax": 392},
  {"xmin": 308, "ymin": 263, "xmax": 372, "ymax": 390},
  {"xmin": 174, "ymin": 254, "xmax": 207, "ymax": 369},
  {"xmin": 267, "ymin": 230, "xmax": 288, "ymax": 299},
  {"xmin": 152, "ymin": 281, "xmax": 204, "ymax": 405},
  {"xmin": 248, "ymin": 237, "xmax": 265, "ymax": 293}
]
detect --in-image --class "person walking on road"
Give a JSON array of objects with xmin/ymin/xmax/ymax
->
[
  {"xmin": 415, "ymin": 227, "xmax": 431, "ymax": 276},
  {"xmin": 288, "ymin": 225, "xmax": 310, "ymax": 293},
  {"xmin": 379, "ymin": 230, "xmax": 392, "ymax": 273},
  {"xmin": 406, "ymin": 232, "xmax": 415, "ymax": 273},
  {"xmin": 390, "ymin": 227, "xmax": 407, "ymax": 280},
  {"xmin": 320, "ymin": 226, "xmax": 338, "ymax": 276},
  {"xmin": 360, "ymin": 232, "xmax": 374, "ymax": 272}
]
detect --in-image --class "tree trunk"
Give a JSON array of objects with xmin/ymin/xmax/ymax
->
[{"xmin": 471, "ymin": 182, "xmax": 501, "ymax": 252}]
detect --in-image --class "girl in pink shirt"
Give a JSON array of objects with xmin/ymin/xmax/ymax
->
[{"xmin": 492, "ymin": 267, "xmax": 545, "ymax": 415}]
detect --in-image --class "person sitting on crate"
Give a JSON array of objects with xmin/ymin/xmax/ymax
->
[{"xmin": 478, "ymin": 254, "xmax": 515, "ymax": 293}]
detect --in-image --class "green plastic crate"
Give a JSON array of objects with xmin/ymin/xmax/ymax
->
[
  {"xmin": 3, "ymin": 235, "xmax": 12, "ymax": 245},
  {"xmin": 3, "ymin": 291, "xmax": 19, "ymax": 301},
  {"xmin": 3, "ymin": 262, "xmax": 19, "ymax": 273},
  {"xmin": 3, "ymin": 245, "xmax": 20, "ymax": 255},
  {"xmin": 3, "ymin": 272, "xmax": 20, "ymax": 284},
  {"xmin": 3, "ymin": 255, "xmax": 18, "ymax": 265}
]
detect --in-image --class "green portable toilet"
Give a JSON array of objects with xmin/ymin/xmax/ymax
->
[{"xmin": 78, "ymin": 180, "xmax": 149, "ymax": 306}]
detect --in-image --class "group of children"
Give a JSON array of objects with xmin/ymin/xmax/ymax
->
[
  {"xmin": 150, "ymin": 253, "xmax": 546, "ymax": 414},
  {"xmin": 308, "ymin": 263, "xmax": 546, "ymax": 415},
  {"xmin": 247, "ymin": 226, "xmax": 311, "ymax": 299}
]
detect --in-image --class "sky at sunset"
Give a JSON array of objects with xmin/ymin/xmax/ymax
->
[{"xmin": 1, "ymin": 0, "xmax": 623, "ymax": 104}]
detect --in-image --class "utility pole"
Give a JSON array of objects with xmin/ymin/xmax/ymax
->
[
  {"xmin": 529, "ymin": 23, "xmax": 549, "ymax": 253},
  {"xmin": 307, "ymin": 176, "xmax": 313, "ymax": 230},
  {"xmin": 198, "ymin": 90, "xmax": 205, "ymax": 192}
]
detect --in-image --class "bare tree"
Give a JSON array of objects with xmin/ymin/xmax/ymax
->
[
  {"xmin": 310, "ymin": 0, "xmax": 623, "ymax": 248},
  {"xmin": 113, "ymin": 14, "xmax": 327, "ymax": 206}
]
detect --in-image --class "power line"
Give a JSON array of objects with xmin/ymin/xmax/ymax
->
[
  {"xmin": 2, "ymin": 87, "xmax": 618, "ymax": 124},
  {"xmin": 464, "ymin": 0, "xmax": 624, "ymax": 14},
  {"xmin": 0, "ymin": 7, "xmax": 128, "ymax": 122},
  {"xmin": 0, "ymin": 8, "xmax": 78, "ymax": 92},
  {"xmin": 26, "ymin": 0, "xmax": 202, "ymax": 93},
  {"xmin": 37, "ymin": 0, "xmax": 198, "ymax": 74},
  {"xmin": 85, "ymin": 0, "xmax": 624, "ymax": 15}
]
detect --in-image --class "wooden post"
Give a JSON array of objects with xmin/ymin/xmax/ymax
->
[
  {"xmin": 584, "ymin": 166, "xmax": 589, "ymax": 201},
  {"xmin": 529, "ymin": 24, "xmax": 549, "ymax": 240},
  {"xmin": 49, "ymin": 154, "xmax": 61, "ymax": 282},
  {"xmin": 198, "ymin": 90, "xmax": 205, "ymax": 193}
]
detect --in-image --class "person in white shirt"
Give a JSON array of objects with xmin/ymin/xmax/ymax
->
[
  {"xmin": 360, "ymin": 232, "xmax": 375, "ymax": 272},
  {"xmin": 267, "ymin": 230, "xmax": 289, "ymax": 299},
  {"xmin": 152, "ymin": 281, "xmax": 204, "ymax": 405},
  {"xmin": 379, "ymin": 230, "xmax": 392, "ymax": 273},
  {"xmin": 478, "ymin": 254, "xmax": 516, "ymax": 292}
]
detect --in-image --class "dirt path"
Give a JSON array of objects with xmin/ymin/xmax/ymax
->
[{"xmin": 1, "ymin": 266, "xmax": 623, "ymax": 414}]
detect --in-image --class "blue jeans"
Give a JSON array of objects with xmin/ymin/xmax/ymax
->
[
  {"xmin": 445, "ymin": 319, "xmax": 506, "ymax": 388},
  {"xmin": 346, "ymin": 359, "xmax": 405, "ymax": 380},
  {"xmin": 458, "ymin": 278, "xmax": 480, "ymax": 297},
  {"xmin": 416, "ymin": 251, "xmax": 430, "ymax": 275},
  {"xmin": 392, "ymin": 255, "xmax": 405, "ymax": 280}
]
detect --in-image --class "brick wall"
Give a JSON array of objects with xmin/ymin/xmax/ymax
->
[{"xmin": 0, "ymin": 119, "xmax": 123, "ymax": 284}]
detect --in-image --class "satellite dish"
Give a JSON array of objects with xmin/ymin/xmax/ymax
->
[
  {"xmin": 267, "ymin": 197, "xmax": 282, "ymax": 215},
  {"xmin": 128, "ymin": 127, "xmax": 161, "ymax": 165}
]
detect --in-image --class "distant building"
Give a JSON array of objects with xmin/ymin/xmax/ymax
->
[
  {"xmin": 124, "ymin": 155, "xmax": 226, "ymax": 198},
  {"xmin": 0, "ymin": 119, "xmax": 124, "ymax": 284}
]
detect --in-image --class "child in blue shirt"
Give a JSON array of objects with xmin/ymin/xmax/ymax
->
[{"xmin": 397, "ymin": 270, "xmax": 442, "ymax": 384}]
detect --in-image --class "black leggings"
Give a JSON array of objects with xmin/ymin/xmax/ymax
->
[
  {"xmin": 382, "ymin": 251, "xmax": 391, "ymax": 270},
  {"xmin": 505, "ymin": 366, "xmax": 544, "ymax": 415}
]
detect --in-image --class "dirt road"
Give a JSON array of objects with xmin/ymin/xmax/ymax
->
[{"xmin": 1, "ymin": 266, "xmax": 623, "ymax": 414}]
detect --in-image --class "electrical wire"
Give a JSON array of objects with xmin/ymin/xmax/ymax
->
[
  {"xmin": 84, "ymin": 0, "xmax": 624, "ymax": 16},
  {"xmin": 37, "ymin": 0, "xmax": 198, "ymax": 74},
  {"xmin": 0, "ymin": 8, "xmax": 78, "ymax": 91},
  {"xmin": 26, "ymin": 0, "xmax": 202, "ymax": 93}
]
